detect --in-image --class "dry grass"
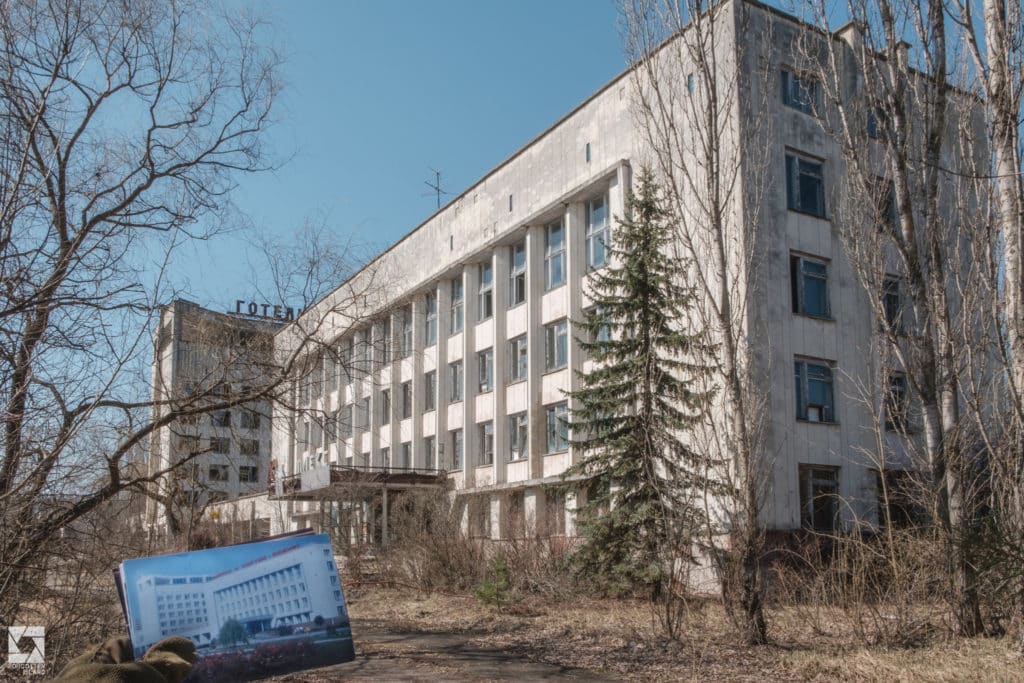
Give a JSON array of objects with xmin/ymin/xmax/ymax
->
[{"xmin": 346, "ymin": 586, "xmax": 1024, "ymax": 681}]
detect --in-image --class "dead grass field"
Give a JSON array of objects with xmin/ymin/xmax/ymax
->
[{"xmin": 343, "ymin": 587, "xmax": 1024, "ymax": 681}]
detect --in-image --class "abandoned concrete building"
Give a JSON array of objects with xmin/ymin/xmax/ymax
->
[
  {"xmin": 147, "ymin": 300, "xmax": 281, "ymax": 534},
  {"xmin": 200, "ymin": 0, "xmax": 975, "ymax": 546}
]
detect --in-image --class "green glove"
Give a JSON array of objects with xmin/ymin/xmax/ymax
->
[{"xmin": 49, "ymin": 636, "xmax": 196, "ymax": 683}]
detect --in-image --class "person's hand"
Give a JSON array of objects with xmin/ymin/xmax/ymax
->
[{"xmin": 49, "ymin": 635, "xmax": 196, "ymax": 683}]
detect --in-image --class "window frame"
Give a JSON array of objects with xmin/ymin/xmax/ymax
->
[
  {"xmin": 450, "ymin": 277, "xmax": 464, "ymax": 335},
  {"xmin": 451, "ymin": 428, "xmax": 463, "ymax": 469},
  {"xmin": 585, "ymin": 194, "xmax": 611, "ymax": 270},
  {"xmin": 448, "ymin": 360, "xmax": 463, "ymax": 403},
  {"xmin": 545, "ymin": 402, "xmax": 569, "ymax": 454},
  {"xmin": 477, "ymin": 347, "xmax": 494, "ymax": 393},
  {"xmin": 508, "ymin": 412, "xmax": 529, "ymax": 461},
  {"xmin": 478, "ymin": 261, "xmax": 493, "ymax": 321},
  {"xmin": 378, "ymin": 318, "xmax": 391, "ymax": 366},
  {"xmin": 544, "ymin": 219, "xmax": 566, "ymax": 290},
  {"xmin": 423, "ymin": 435, "xmax": 435, "ymax": 469},
  {"xmin": 509, "ymin": 240, "xmax": 527, "ymax": 306},
  {"xmin": 400, "ymin": 306, "xmax": 413, "ymax": 359},
  {"xmin": 479, "ymin": 421, "xmax": 494, "ymax": 465},
  {"xmin": 401, "ymin": 380, "xmax": 413, "ymax": 419},
  {"xmin": 799, "ymin": 464, "xmax": 840, "ymax": 532},
  {"xmin": 794, "ymin": 358, "xmax": 836, "ymax": 423},
  {"xmin": 380, "ymin": 388, "xmax": 390, "ymax": 425},
  {"xmin": 544, "ymin": 319, "xmax": 569, "ymax": 371},
  {"xmin": 424, "ymin": 292, "xmax": 438, "ymax": 347},
  {"xmin": 785, "ymin": 152, "xmax": 826, "ymax": 218},
  {"xmin": 790, "ymin": 253, "xmax": 832, "ymax": 319},
  {"xmin": 423, "ymin": 369, "xmax": 437, "ymax": 412},
  {"xmin": 781, "ymin": 68, "xmax": 820, "ymax": 115},
  {"xmin": 509, "ymin": 335, "xmax": 528, "ymax": 383},
  {"xmin": 882, "ymin": 276, "xmax": 903, "ymax": 333},
  {"xmin": 885, "ymin": 372, "xmax": 910, "ymax": 433}
]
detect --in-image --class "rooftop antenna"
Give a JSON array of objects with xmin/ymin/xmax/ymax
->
[{"xmin": 423, "ymin": 167, "xmax": 450, "ymax": 210}]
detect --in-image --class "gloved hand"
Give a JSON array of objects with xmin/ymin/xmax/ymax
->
[{"xmin": 49, "ymin": 635, "xmax": 196, "ymax": 683}]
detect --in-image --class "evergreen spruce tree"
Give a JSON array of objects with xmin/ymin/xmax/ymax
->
[{"xmin": 566, "ymin": 167, "xmax": 718, "ymax": 598}]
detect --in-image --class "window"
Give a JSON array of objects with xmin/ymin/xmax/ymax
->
[
  {"xmin": 239, "ymin": 410, "xmax": 260, "ymax": 429},
  {"xmin": 479, "ymin": 421, "xmax": 494, "ymax": 465},
  {"xmin": 885, "ymin": 373, "xmax": 909, "ymax": 432},
  {"xmin": 380, "ymin": 389, "xmax": 390, "ymax": 425},
  {"xmin": 401, "ymin": 381, "xmax": 413, "ymax": 419},
  {"xmin": 311, "ymin": 356, "xmax": 324, "ymax": 400},
  {"xmin": 209, "ymin": 437, "xmax": 230, "ymax": 454},
  {"xmin": 509, "ymin": 412, "xmax": 528, "ymax": 461},
  {"xmin": 786, "ymin": 153, "xmax": 825, "ymax": 217},
  {"xmin": 545, "ymin": 319, "xmax": 568, "ymax": 371},
  {"xmin": 378, "ymin": 319, "xmax": 391, "ymax": 366},
  {"xmin": 400, "ymin": 306, "xmax": 413, "ymax": 358},
  {"xmin": 790, "ymin": 254, "xmax": 831, "ymax": 318},
  {"xmin": 424, "ymin": 370, "xmax": 436, "ymax": 412},
  {"xmin": 339, "ymin": 337, "xmax": 354, "ymax": 385},
  {"xmin": 882, "ymin": 277, "xmax": 903, "ymax": 332},
  {"xmin": 875, "ymin": 178, "xmax": 897, "ymax": 231},
  {"xmin": 211, "ymin": 410, "xmax": 230, "ymax": 427},
  {"xmin": 449, "ymin": 360, "xmax": 463, "ymax": 402},
  {"xmin": 594, "ymin": 307, "xmax": 612, "ymax": 343},
  {"xmin": 509, "ymin": 335, "xmax": 528, "ymax": 383},
  {"xmin": 586, "ymin": 194, "xmax": 610, "ymax": 269},
  {"xmin": 240, "ymin": 439, "xmax": 259, "ymax": 456},
  {"xmin": 781, "ymin": 69, "xmax": 819, "ymax": 115},
  {"xmin": 795, "ymin": 359, "xmax": 835, "ymax": 423},
  {"xmin": 357, "ymin": 396, "xmax": 370, "ymax": 429},
  {"xmin": 478, "ymin": 348, "xmax": 494, "ymax": 393},
  {"xmin": 239, "ymin": 465, "xmax": 259, "ymax": 483},
  {"xmin": 424, "ymin": 436, "xmax": 435, "ymax": 469},
  {"xmin": 545, "ymin": 402, "xmax": 569, "ymax": 453},
  {"xmin": 544, "ymin": 220, "xmax": 565, "ymax": 289},
  {"xmin": 424, "ymin": 293, "xmax": 438, "ymax": 347},
  {"xmin": 546, "ymin": 489, "xmax": 567, "ymax": 535},
  {"xmin": 799, "ymin": 465, "xmax": 839, "ymax": 531},
  {"xmin": 208, "ymin": 465, "xmax": 229, "ymax": 482},
  {"xmin": 876, "ymin": 469, "xmax": 920, "ymax": 529},
  {"xmin": 509, "ymin": 240, "xmax": 527, "ymax": 306},
  {"xmin": 339, "ymin": 404, "xmax": 353, "ymax": 439},
  {"xmin": 400, "ymin": 442, "xmax": 411, "ymax": 469},
  {"xmin": 451, "ymin": 429, "xmax": 463, "ymax": 469},
  {"xmin": 686, "ymin": 72, "xmax": 694, "ymax": 94},
  {"xmin": 450, "ymin": 277, "xmax": 464, "ymax": 334},
  {"xmin": 478, "ymin": 261, "xmax": 493, "ymax": 320},
  {"xmin": 380, "ymin": 446, "xmax": 390, "ymax": 468}
]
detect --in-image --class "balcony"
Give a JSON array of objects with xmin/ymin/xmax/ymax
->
[{"xmin": 272, "ymin": 463, "xmax": 447, "ymax": 501}]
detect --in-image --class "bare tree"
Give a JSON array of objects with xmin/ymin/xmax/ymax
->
[
  {"xmin": 946, "ymin": 0, "xmax": 1024, "ymax": 647},
  {"xmin": 619, "ymin": 0, "xmax": 775, "ymax": 644},
  {"xmin": 0, "ymin": 0, "xmax": 375, "ymax": 649},
  {"xmin": 795, "ymin": 0, "xmax": 989, "ymax": 636}
]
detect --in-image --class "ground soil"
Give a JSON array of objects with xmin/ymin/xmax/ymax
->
[{"xmin": 269, "ymin": 587, "xmax": 1024, "ymax": 681}]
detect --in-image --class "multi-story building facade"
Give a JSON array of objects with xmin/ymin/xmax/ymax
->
[
  {"xmin": 268, "ymin": 0, "xmax": 963, "ymax": 542},
  {"xmin": 147, "ymin": 300, "xmax": 281, "ymax": 533}
]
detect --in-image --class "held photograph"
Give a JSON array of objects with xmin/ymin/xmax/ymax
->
[{"xmin": 119, "ymin": 533, "xmax": 354, "ymax": 681}]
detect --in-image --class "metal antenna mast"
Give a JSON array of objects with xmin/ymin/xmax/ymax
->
[{"xmin": 423, "ymin": 167, "xmax": 449, "ymax": 210}]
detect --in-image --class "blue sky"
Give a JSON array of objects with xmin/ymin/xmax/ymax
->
[{"xmin": 170, "ymin": 0, "xmax": 626, "ymax": 310}]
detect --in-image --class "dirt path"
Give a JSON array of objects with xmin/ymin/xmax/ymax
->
[{"xmin": 271, "ymin": 619, "xmax": 613, "ymax": 681}]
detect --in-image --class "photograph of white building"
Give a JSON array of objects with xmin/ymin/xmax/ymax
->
[{"xmin": 123, "ymin": 533, "xmax": 349, "ymax": 658}]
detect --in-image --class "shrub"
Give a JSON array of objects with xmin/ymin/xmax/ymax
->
[{"xmin": 475, "ymin": 553, "xmax": 512, "ymax": 608}]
